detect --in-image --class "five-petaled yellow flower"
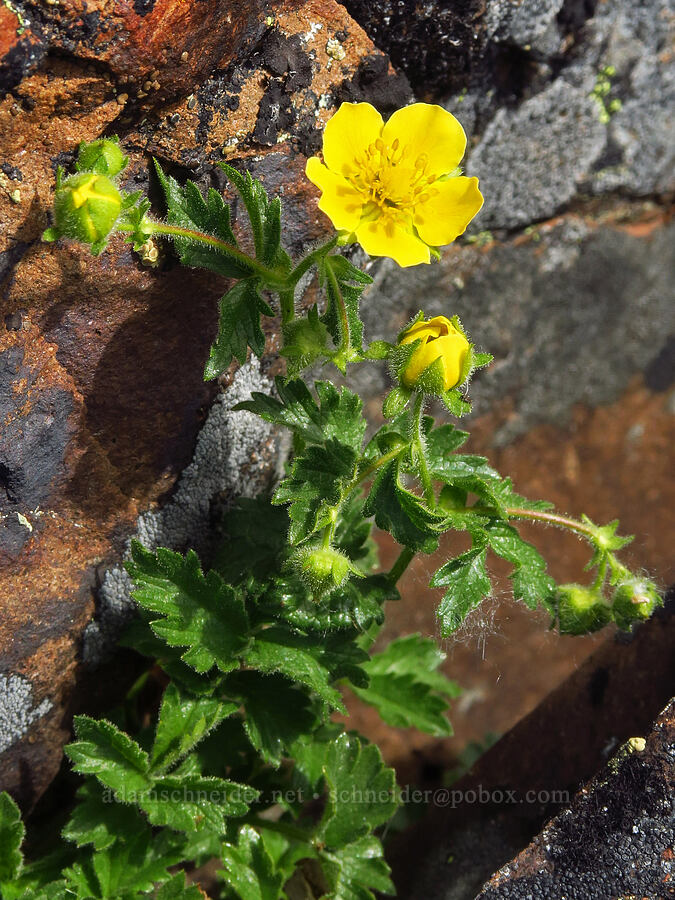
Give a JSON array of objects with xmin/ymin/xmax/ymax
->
[{"xmin": 305, "ymin": 102, "xmax": 483, "ymax": 267}]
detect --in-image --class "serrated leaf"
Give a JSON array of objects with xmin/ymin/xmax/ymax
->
[
  {"xmin": 62, "ymin": 829, "xmax": 179, "ymax": 898},
  {"xmin": 244, "ymin": 628, "xmax": 344, "ymax": 711},
  {"xmin": 62, "ymin": 781, "xmax": 147, "ymax": 851},
  {"xmin": 363, "ymin": 459, "xmax": 446, "ymax": 553},
  {"xmin": 151, "ymin": 682, "xmax": 238, "ymax": 773},
  {"xmin": 274, "ymin": 440, "xmax": 358, "ymax": 544},
  {"xmin": 319, "ymin": 255, "xmax": 371, "ymax": 369},
  {"xmin": 153, "ymin": 160, "xmax": 252, "ymax": 279},
  {"xmin": 486, "ymin": 520, "xmax": 556, "ymax": 611},
  {"xmin": 320, "ymin": 836, "xmax": 395, "ymax": 900},
  {"xmin": 441, "ymin": 389, "xmax": 472, "ymax": 417},
  {"xmin": 126, "ymin": 543, "xmax": 250, "ymax": 674},
  {"xmin": 225, "ymin": 672, "xmax": 318, "ymax": 766},
  {"xmin": 65, "ymin": 716, "xmax": 151, "ymax": 795},
  {"xmin": 290, "ymin": 724, "xmax": 345, "ymax": 793},
  {"xmin": 352, "ymin": 634, "xmax": 460, "ymax": 736},
  {"xmin": 221, "ymin": 163, "xmax": 292, "ymax": 274},
  {"xmin": 0, "ymin": 791, "xmax": 24, "ymax": 882},
  {"xmin": 220, "ymin": 825, "xmax": 285, "ymax": 900},
  {"xmin": 237, "ymin": 378, "xmax": 366, "ymax": 453},
  {"xmin": 141, "ymin": 774, "xmax": 254, "ymax": 833},
  {"xmin": 431, "ymin": 539, "xmax": 492, "ymax": 635},
  {"xmin": 204, "ymin": 279, "xmax": 273, "ymax": 380},
  {"xmin": 213, "ymin": 497, "xmax": 289, "ymax": 586},
  {"xmin": 319, "ymin": 734, "xmax": 398, "ymax": 850},
  {"xmin": 155, "ymin": 872, "xmax": 206, "ymax": 899}
]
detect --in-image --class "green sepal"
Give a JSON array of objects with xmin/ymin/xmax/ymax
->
[
  {"xmin": 382, "ymin": 386, "xmax": 412, "ymax": 419},
  {"xmin": 364, "ymin": 340, "xmax": 392, "ymax": 360},
  {"xmin": 440, "ymin": 388, "xmax": 472, "ymax": 417}
]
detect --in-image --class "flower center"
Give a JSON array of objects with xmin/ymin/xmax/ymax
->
[{"xmin": 346, "ymin": 138, "xmax": 438, "ymax": 217}]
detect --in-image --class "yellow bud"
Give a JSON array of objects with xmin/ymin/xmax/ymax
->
[{"xmin": 399, "ymin": 315, "xmax": 470, "ymax": 392}]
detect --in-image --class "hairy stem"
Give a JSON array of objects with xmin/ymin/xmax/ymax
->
[
  {"xmin": 387, "ymin": 547, "xmax": 415, "ymax": 585},
  {"xmin": 412, "ymin": 393, "xmax": 436, "ymax": 508},
  {"xmin": 120, "ymin": 220, "xmax": 288, "ymax": 287},
  {"xmin": 325, "ymin": 258, "xmax": 352, "ymax": 362},
  {"xmin": 502, "ymin": 506, "xmax": 598, "ymax": 539},
  {"xmin": 287, "ymin": 236, "xmax": 338, "ymax": 287}
]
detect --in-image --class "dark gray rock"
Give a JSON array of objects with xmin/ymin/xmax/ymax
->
[{"xmin": 357, "ymin": 217, "xmax": 675, "ymax": 444}]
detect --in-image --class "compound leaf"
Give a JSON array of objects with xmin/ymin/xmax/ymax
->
[
  {"xmin": 204, "ymin": 279, "xmax": 273, "ymax": 381},
  {"xmin": 320, "ymin": 835, "xmax": 395, "ymax": 900},
  {"xmin": 431, "ymin": 539, "xmax": 492, "ymax": 635},
  {"xmin": 220, "ymin": 825, "xmax": 285, "ymax": 900},
  {"xmin": 0, "ymin": 791, "xmax": 24, "ymax": 882},
  {"xmin": 126, "ymin": 542, "xmax": 250, "ymax": 674}
]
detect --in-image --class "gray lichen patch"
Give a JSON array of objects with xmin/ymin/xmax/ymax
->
[
  {"xmin": 82, "ymin": 356, "xmax": 277, "ymax": 666},
  {"xmin": 0, "ymin": 673, "xmax": 53, "ymax": 754}
]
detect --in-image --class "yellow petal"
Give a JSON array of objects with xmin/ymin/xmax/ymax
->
[
  {"xmin": 305, "ymin": 156, "xmax": 365, "ymax": 232},
  {"xmin": 435, "ymin": 334, "xmax": 469, "ymax": 389},
  {"xmin": 400, "ymin": 315, "xmax": 454, "ymax": 345},
  {"xmin": 355, "ymin": 214, "xmax": 430, "ymax": 267},
  {"xmin": 382, "ymin": 104, "xmax": 467, "ymax": 178},
  {"xmin": 413, "ymin": 177, "xmax": 483, "ymax": 247},
  {"xmin": 322, "ymin": 102, "xmax": 384, "ymax": 177}
]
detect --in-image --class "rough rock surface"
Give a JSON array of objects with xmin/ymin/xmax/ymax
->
[
  {"xmin": 1, "ymin": 0, "xmax": 673, "ymax": 825},
  {"xmin": 388, "ymin": 597, "xmax": 675, "ymax": 899},
  {"xmin": 0, "ymin": 0, "xmax": 406, "ymax": 809}
]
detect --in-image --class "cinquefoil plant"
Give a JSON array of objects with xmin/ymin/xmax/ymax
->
[{"xmin": 0, "ymin": 103, "xmax": 661, "ymax": 900}]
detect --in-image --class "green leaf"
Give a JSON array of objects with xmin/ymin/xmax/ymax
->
[
  {"xmin": 352, "ymin": 635, "xmax": 460, "ymax": 736},
  {"xmin": 582, "ymin": 516, "xmax": 634, "ymax": 569},
  {"xmin": 440, "ymin": 389, "xmax": 472, "ymax": 417},
  {"xmin": 290, "ymin": 724, "xmax": 345, "ymax": 792},
  {"xmin": 62, "ymin": 830, "xmax": 180, "ymax": 898},
  {"xmin": 141, "ymin": 774, "xmax": 254, "ymax": 832},
  {"xmin": 156, "ymin": 872, "xmax": 206, "ymax": 899},
  {"xmin": 274, "ymin": 440, "xmax": 358, "ymax": 544},
  {"xmin": 218, "ymin": 164, "xmax": 289, "ymax": 270},
  {"xmin": 214, "ymin": 497, "xmax": 289, "ymax": 586},
  {"xmin": 0, "ymin": 791, "xmax": 24, "ymax": 882},
  {"xmin": 486, "ymin": 520, "xmax": 556, "ymax": 611},
  {"xmin": 220, "ymin": 825, "xmax": 285, "ymax": 900},
  {"xmin": 204, "ymin": 279, "xmax": 273, "ymax": 381},
  {"xmin": 153, "ymin": 160, "xmax": 251, "ymax": 279},
  {"xmin": 320, "ymin": 836, "xmax": 395, "ymax": 900},
  {"xmin": 237, "ymin": 378, "xmax": 366, "ymax": 453},
  {"xmin": 363, "ymin": 460, "xmax": 447, "ymax": 553},
  {"xmin": 65, "ymin": 716, "xmax": 151, "ymax": 796},
  {"xmin": 151, "ymin": 682, "xmax": 238, "ymax": 773},
  {"xmin": 62, "ymin": 781, "xmax": 147, "ymax": 851},
  {"xmin": 126, "ymin": 543, "xmax": 250, "ymax": 674},
  {"xmin": 319, "ymin": 734, "xmax": 398, "ymax": 850},
  {"xmin": 431, "ymin": 539, "xmax": 492, "ymax": 635},
  {"xmin": 226, "ymin": 672, "xmax": 318, "ymax": 766},
  {"xmin": 244, "ymin": 628, "xmax": 344, "ymax": 711},
  {"xmin": 319, "ymin": 255, "xmax": 372, "ymax": 369}
]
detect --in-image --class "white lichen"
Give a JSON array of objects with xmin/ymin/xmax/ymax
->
[
  {"xmin": 0, "ymin": 674, "xmax": 53, "ymax": 754},
  {"xmin": 82, "ymin": 356, "xmax": 276, "ymax": 665}
]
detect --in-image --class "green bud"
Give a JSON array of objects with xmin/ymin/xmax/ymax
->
[
  {"xmin": 76, "ymin": 138, "xmax": 128, "ymax": 177},
  {"xmin": 292, "ymin": 546, "xmax": 352, "ymax": 597},
  {"xmin": 281, "ymin": 307, "xmax": 328, "ymax": 368},
  {"xmin": 611, "ymin": 577, "xmax": 661, "ymax": 631},
  {"xmin": 51, "ymin": 173, "xmax": 122, "ymax": 250},
  {"xmin": 556, "ymin": 583, "xmax": 611, "ymax": 635}
]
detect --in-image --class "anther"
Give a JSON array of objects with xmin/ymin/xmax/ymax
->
[
  {"xmin": 415, "ymin": 153, "xmax": 428, "ymax": 170},
  {"xmin": 392, "ymin": 138, "xmax": 400, "ymax": 151}
]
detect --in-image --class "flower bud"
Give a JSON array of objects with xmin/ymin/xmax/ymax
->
[
  {"xmin": 556, "ymin": 583, "xmax": 611, "ymax": 635},
  {"xmin": 282, "ymin": 308, "xmax": 329, "ymax": 369},
  {"xmin": 52, "ymin": 173, "xmax": 122, "ymax": 247},
  {"xmin": 76, "ymin": 137, "xmax": 128, "ymax": 177},
  {"xmin": 397, "ymin": 315, "xmax": 470, "ymax": 395},
  {"xmin": 291, "ymin": 546, "xmax": 352, "ymax": 597},
  {"xmin": 611, "ymin": 577, "xmax": 661, "ymax": 631}
]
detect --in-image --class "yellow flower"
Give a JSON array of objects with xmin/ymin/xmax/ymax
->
[
  {"xmin": 399, "ymin": 315, "xmax": 470, "ymax": 391},
  {"xmin": 305, "ymin": 102, "xmax": 483, "ymax": 267}
]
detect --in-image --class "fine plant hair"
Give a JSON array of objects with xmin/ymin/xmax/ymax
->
[{"xmin": 0, "ymin": 129, "xmax": 662, "ymax": 900}]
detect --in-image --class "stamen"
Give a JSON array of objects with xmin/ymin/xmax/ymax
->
[
  {"xmin": 415, "ymin": 153, "xmax": 428, "ymax": 171},
  {"xmin": 392, "ymin": 138, "xmax": 400, "ymax": 151}
]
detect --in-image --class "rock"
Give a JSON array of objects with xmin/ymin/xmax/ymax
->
[
  {"xmin": 354, "ymin": 208, "xmax": 675, "ymax": 444},
  {"xmin": 0, "ymin": 0, "xmax": 403, "ymax": 810},
  {"xmin": 477, "ymin": 698, "xmax": 675, "ymax": 898},
  {"xmin": 388, "ymin": 594, "xmax": 675, "ymax": 899}
]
